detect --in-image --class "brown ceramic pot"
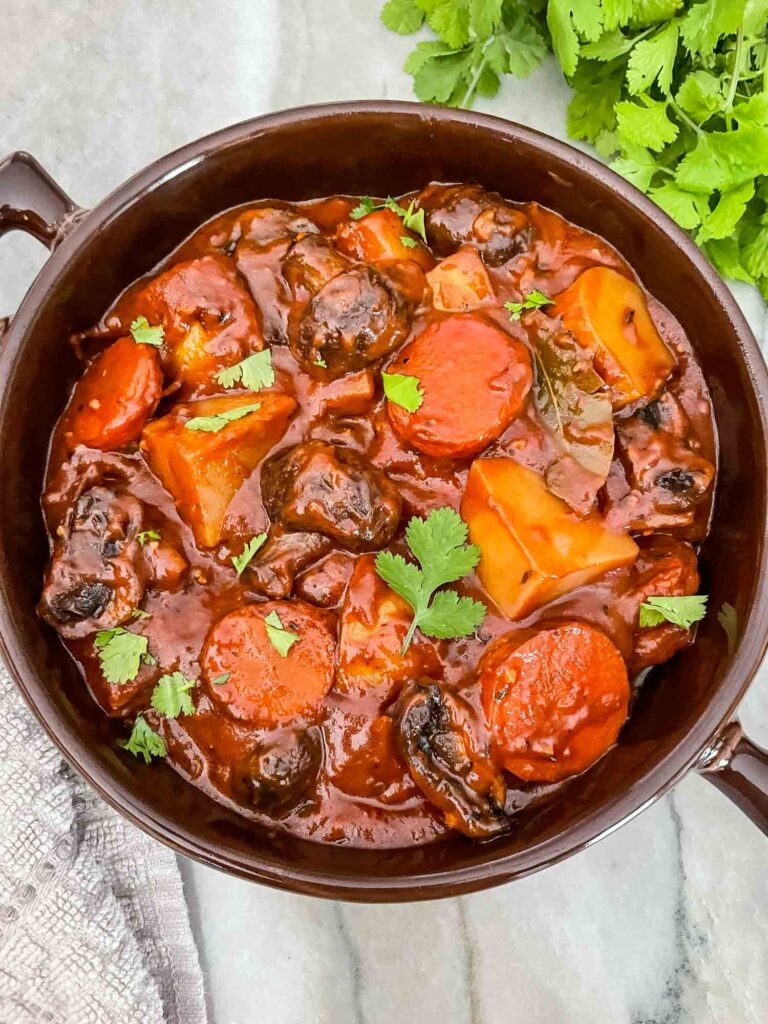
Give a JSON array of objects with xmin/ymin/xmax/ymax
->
[{"xmin": 0, "ymin": 103, "xmax": 766, "ymax": 901}]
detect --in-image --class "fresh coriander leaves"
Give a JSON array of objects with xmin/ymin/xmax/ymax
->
[
  {"xmin": 130, "ymin": 316, "xmax": 164, "ymax": 347},
  {"xmin": 264, "ymin": 610, "xmax": 300, "ymax": 657},
  {"xmin": 215, "ymin": 350, "xmax": 275, "ymax": 392},
  {"xmin": 151, "ymin": 672, "xmax": 196, "ymax": 718},
  {"xmin": 211, "ymin": 672, "xmax": 231, "ymax": 686},
  {"xmin": 505, "ymin": 290, "xmax": 553, "ymax": 320},
  {"xmin": 120, "ymin": 716, "xmax": 166, "ymax": 763},
  {"xmin": 137, "ymin": 529, "xmax": 161, "ymax": 546},
  {"xmin": 639, "ymin": 594, "xmax": 709, "ymax": 629},
  {"xmin": 382, "ymin": 371, "xmax": 424, "ymax": 412},
  {"xmin": 349, "ymin": 196, "xmax": 428, "ymax": 243},
  {"xmin": 184, "ymin": 402, "xmax": 261, "ymax": 433},
  {"xmin": 232, "ymin": 533, "xmax": 268, "ymax": 576},
  {"xmin": 375, "ymin": 507, "xmax": 486, "ymax": 654},
  {"xmin": 94, "ymin": 627, "xmax": 151, "ymax": 685}
]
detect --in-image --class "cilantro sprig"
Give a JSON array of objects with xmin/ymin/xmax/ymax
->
[
  {"xmin": 639, "ymin": 594, "xmax": 709, "ymax": 629},
  {"xmin": 350, "ymin": 195, "xmax": 428, "ymax": 243},
  {"xmin": 215, "ymin": 350, "xmax": 275, "ymax": 392},
  {"xmin": 184, "ymin": 402, "xmax": 261, "ymax": 433},
  {"xmin": 137, "ymin": 529, "xmax": 161, "ymax": 546},
  {"xmin": 380, "ymin": 1, "xmax": 768, "ymax": 300},
  {"xmin": 94, "ymin": 627, "xmax": 153, "ymax": 685},
  {"xmin": 382, "ymin": 371, "xmax": 424, "ymax": 412},
  {"xmin": 130, "ymin": 316, "xmax": 164, "ymax": 347},
  {"xmin": 151, "ymin": 672, "xmax": 196, "ymax": 718},
  {"xmin": 264, "ymin": 610, "xmax": 300, "ymax": 657},
  {"xmin": 120, "ymin": 716, "xmax": 166, "ymax": 763},
  {"xmin": 375, "ymin": 507, "xmax": 487, "ymax": 654},
  {"xmin": 505, "ymin": 289, "xmax": 553, "ymax": 320},
  {"xmin": 232, "ymin": 533, "xmax": 268, "ymax": 576}
]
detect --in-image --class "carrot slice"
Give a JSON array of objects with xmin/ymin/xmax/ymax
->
[
  {"xmin": 61, "ymin": 336, "xmax": 162, "ymax": 450},
  {"xmin": 479, "ymin": 621, "xmax": 629, "ymax": 782},
  {"xmin": 201, "ymin": 600, "xmax": 335, "ymax": 727},
  {"xmin": 386, "ymin": 314, "xmax": 532, "ymax": 458},
  {"xmin": 335, "ymin": 209, "xmax": 435, "ymax": 271}
]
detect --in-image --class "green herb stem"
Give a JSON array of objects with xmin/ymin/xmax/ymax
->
[{"xmin": 724, "ymin": 24, "xmax": 746, "ymax": 129}]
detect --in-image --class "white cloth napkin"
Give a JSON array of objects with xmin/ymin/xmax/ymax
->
[{"xmin": 0, "ymin": 664, "xmax": 207, "ymax": 1024}]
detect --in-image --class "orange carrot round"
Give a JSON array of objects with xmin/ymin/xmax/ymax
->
[
  {"xmin": 202, "ymin": 600, "xmax": 335, "ymax": 727},
  {"xmin": 386, "ymin": 314, "xmax": 532, "ymax": 458},
  {"xmin": 62, "ymin": 336, "xmax": 162, "ymax": 450},
  {"xmin": 479, "ymin": 621, "xmax": 629, "ymax": 782}
]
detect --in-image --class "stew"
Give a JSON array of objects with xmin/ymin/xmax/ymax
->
[{"xmin": 39, "ymin": 184, "xmax": 716, "ymax": 847}]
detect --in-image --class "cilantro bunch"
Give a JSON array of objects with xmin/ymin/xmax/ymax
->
[{"xmin": 380, "ymin": 0, "xmax": 768, "ymax": 299}]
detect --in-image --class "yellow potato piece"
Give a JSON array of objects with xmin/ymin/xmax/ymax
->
[
  {"xmin": 142, "ymin": 392, "xmax": 296, "ymax": 547},
  {"xmin": 426, "ymin": 246, "xmax": 494, "ymax": 312},
  {"xmin": 461, "ymin": 458, "xmax": 638, "ymax": 619},
  {"xmin": 553, "ymin": 267, "xmax": 676, "ymax": 409}
]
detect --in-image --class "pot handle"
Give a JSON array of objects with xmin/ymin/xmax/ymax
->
[
  {"xmin": 0, "ymin": 151, "xmax": 80, "ymax": 249},
  {"xmin": 698, "ymin": 721, "xmax": 768, "ymax": 834}
]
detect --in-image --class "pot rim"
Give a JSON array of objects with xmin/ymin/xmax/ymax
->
[{"xmin": 2, "ymin": 100, "xmax": 767, "ymax": 900}]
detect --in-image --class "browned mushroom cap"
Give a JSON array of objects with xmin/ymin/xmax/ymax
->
[
  {"xmin": 392, "ymin": 680, "xmax": 510, "ymax": 839},
  {"xmin": 292, "ymin": 265, "xmax": 413, "ymax": 378},
  {"xmin": 261, "ymin": 441, "xmax": 401, "ymax": 551},
  {"xmin": 230, "ymin": 727, "xmax": 323, "ymax": 816},
  {"xmin": 416, "ymin": 183, "xmax": 530, "ymax": 266},
  {"xmin": 38, "ymin": 486, "xmax": 146, "ymax": 639}
]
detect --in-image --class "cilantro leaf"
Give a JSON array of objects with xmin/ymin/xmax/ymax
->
[
  {"xmin": 94, "ymin": 627, "xmax": 150, "ymax": 685},
  {"xmin": 400, "ymin": 235, "xmax": 418, "ymax": 248},
  {"xmin": 611, "ymin": 143, "xmax": 660, "ymax": 192},
  {"xmin": 232, "ymin": 533, "xmax": 268, "ymax": 576},
  {"xmin": 211, "ymin": 672, "xmax": 231, "ymax": 686},
  {"xmin": 676, "ymin": 127, "xmax": 768, "ymax": 192},
  {"xmin": 374, "ymin": 507, "xmax": 486, "ymax": 653},
  {"xmin": 648, "ymin": 183, "xmax": 708, "ymax": 230},
  {"xmin": 350, "ymin": 196, "xmax": 378, "ymax": 220},
  {"xmin": 314, "ymin": 355, "xmax": 328, "ymax": 369},
  {"xmin": 151, "ymin": 672, "xmax": 196, "ymax": 718},
  {"xmin": 184, "ymin": 402, "xmax": 261, "ymax": 433},
  {"xmin": 418, "ymin": 588, "xmax": 487, "ymax": 639},
  {"xmin": 505, "ymin": 290, "xmax": 553, "ymax": 320},
  {"xmin": 264, "ymin": 609, "xmax": 300, "ymax": 657},
  {"xmin": 137, "ymin": 529, "xmax": 161, "ymax": 546},
  {"xmin": 699, "ymin": 181, "xmax": 755, "ymax": 242},
  {"xmin": 215, "ymin": 350, "xmax": 274, "ymax": 392},
  {"xmin": 638, "ymin": 594, "xmax": 709, "ymax": 629},
  {"xmin": 616, "ymin": 95, "xmax": 678, "ymax": 151},
  {"xmin": 381, "ymin": 0, "xmax": 425, "ymax": 34},
  {"xmin": 626, "ymin": 22, "xmax": 678, "ymax": 96},
  {"xmin": 676, "ymin": 71, "xmax": 724, "ymax": 124},
  {"xmin": 717, "ymin": 601, "xmax": 738, "ymax": 655},
  {"xmin": 382, "ymin": 371, "xmax": 424, "ymax": 412},
  {"xmin": 129, "ymin": 316, "xmax": 164, "ymax": 347},
  {"xmin": 120, "ymin": 716, "xmax": 166, "ymax": 764}
]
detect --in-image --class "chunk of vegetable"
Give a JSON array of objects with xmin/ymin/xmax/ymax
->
[
  {"xmin": 334, "ymin": 208, "xmax": 435, "ymax": 271},
  {"xmin": 387, "ymin": 314, "xmax": 532, "ymax": 458},
  {"xmin": 552, "ymin": 267, "xmax": 676, "ymax": 409},
  {"xmin": 461, "ymin": 459, "xmax": 638, "ymax": 619},
  {"xmin": 142, "ymin": 392, "xmax": 296, "ymax": 547},
  {"xmin": 336, "ymin": 555, "xmax": 441, "ymax": 703},
  {"xmin": 479, "ymin": 621, "xmax": 630, "ymax": 782},
  {"xmin": 60, "ymin": 337, "xmax": 163, "ymax": 450},
  {"xmin": 201, "ymin": 600, "xmax": 335, "ymax": 727},
  {"xmin": 426, "ymin": 246, "xmax": 494, "ymax": 312}
]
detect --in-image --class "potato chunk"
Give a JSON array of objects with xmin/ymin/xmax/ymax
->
[
  {"xmin": 553, "ymin": 267, "xmax": 676, "ymax": 409},
  {"xmin": 461, "ymin": 459, "xmax": 638, "ymax": 619},
  {"xmin": 142, "ymin": 392, "xmax": 296, "ymax": 547},
  {"xmin": 426, "ymin": 246, "xmax": 494, "ymax": 312}
]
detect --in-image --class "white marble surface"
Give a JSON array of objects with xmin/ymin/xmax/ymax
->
[{"xmin": 2, "ymin": 3, "xmax": 767, "ymax": 1022}]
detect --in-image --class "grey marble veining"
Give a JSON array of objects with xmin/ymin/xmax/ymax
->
[{"xmin": 2, "ymin": 3, "xmax": 767, "ymax": 1022}]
